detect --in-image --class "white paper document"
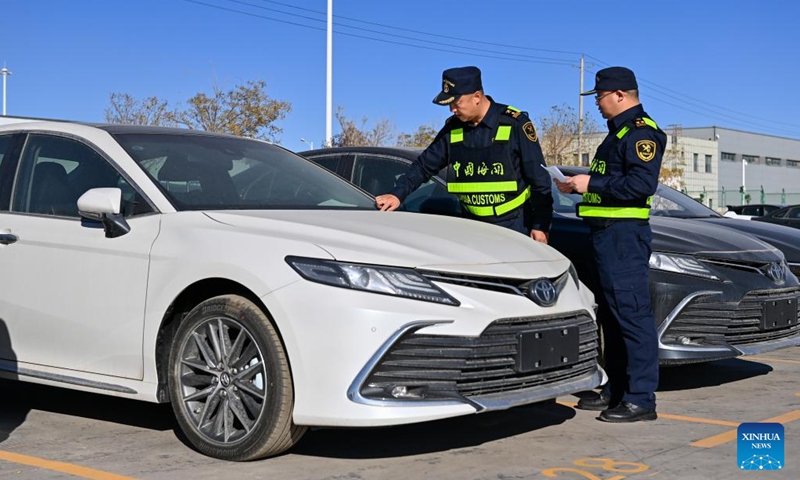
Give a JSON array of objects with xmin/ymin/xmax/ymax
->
[{"xmin": 542, "ymin": 164, "xmax": 566, "ymax": 182}]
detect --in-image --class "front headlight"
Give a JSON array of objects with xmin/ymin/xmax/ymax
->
[
  {"xmin": 285, "ymin": 256, "xmax": 460, "ymax": 306},
  {"xmin": 649, "ymin": 253, "xmax": 722, "ymax": 281}
]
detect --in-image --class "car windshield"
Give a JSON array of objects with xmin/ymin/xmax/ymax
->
[
  {"xmin": 551, "ymin": 182, "xmax": 721, "ymax": 219},
  {"xmin": 112, "ymin": 133, "xmax": 375, "ymax": 211}
]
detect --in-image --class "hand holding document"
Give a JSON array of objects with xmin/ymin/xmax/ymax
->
[{"xmin": 541, "ymin": 164, "xmax": 566, "ymax": 182}]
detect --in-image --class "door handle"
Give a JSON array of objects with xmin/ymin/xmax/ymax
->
[{"xmin": 0, "ymin": 233, "xmax": 18, "ymax": 245}]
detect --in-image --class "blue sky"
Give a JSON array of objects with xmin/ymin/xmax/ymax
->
[{"xmin": 3, "ymin": 0, "xmax": 800, "ymax": 152}]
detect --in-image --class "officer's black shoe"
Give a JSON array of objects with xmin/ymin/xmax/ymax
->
[
  {"xmin": 576, "ymin": 391, "xmax": 614, "ymax": 411},
  {"xmin": 598, "ymin": 402, "xmax": 657, "ymax": 423}
]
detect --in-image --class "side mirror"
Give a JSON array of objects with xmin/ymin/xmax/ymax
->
[{"xmin": 77, "ymin": 188, "xmax": 130, "ymax": 238}]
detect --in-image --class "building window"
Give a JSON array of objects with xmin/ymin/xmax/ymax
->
[
  {"xmin": 765, "ymin": 157, "xmax": 782, "ymax": 166},
  {"xmin": 581, "ymin": 153, "xmax": 590, "ymax": 166},
  {"xmin": 787, "ymin": 160, "xmax": 800, "ymax": 168},
  {"xmin": 742, "ymin": 154, "xmax": 759, "ymax": 165},
  {"xmin": 705, "ymin": 155, "xmax": 712, "ymax": 173},
  {"xmin": 721, "ymin": 152, "xmax": 736, "ymax": 162}
]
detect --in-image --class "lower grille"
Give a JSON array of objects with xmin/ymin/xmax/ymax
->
[
  {"xmin": 362, "ymin": 312, "xmax": 598, "ymax": 399},
  {"xmin": 665, "ymin": 288, "xmax": 800, "ymax": 346}
]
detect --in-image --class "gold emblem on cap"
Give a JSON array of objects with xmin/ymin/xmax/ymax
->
[
  {"xmin": 443, "ymin": 79, "xmax": 455, "ymax": 93},
  {"xmin": 636, "ymin": 140, "xmax": 656, "ymax": 162}
]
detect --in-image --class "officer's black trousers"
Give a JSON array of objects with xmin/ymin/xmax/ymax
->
[{"xmin": 590, "ymin": 220, "xmax": 659, "ymax": 409}]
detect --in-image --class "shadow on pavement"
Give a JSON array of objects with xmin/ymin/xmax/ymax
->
[
  {"xmin": 0, "ymin": 318, "xmax": 25, "ymax": 444},
  {"xmin": 292, "ymin": 400, "xmax": 575, "ymax": 459},
  {"xmin": 657, "ymin": 358, "xmax": 773, "ymax": 392}
]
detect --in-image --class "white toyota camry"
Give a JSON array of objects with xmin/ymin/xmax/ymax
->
[{"xmin": 0, "ymin": 119, "xmax": 602, "ymax": 460}]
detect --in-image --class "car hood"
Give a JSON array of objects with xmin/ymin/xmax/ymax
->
[
  {"xmin": 651, "ymin": 217, "xmax": 783, "ymax": 263},
  {"xmin": 690, "ymin": 217, "xmax": 800, "ymax": 263},
  {"xmin": 205, "ymin": 210, "xmax": 569, "ymax": 278}
]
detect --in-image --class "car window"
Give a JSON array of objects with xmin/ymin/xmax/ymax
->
[
  {"xmin": 772, "ymin": 209, "xmax": 787, "ymax": 218},
  {"xmin": 352, "ymin": 155, "xmax": 456, "ymax": 213},
  {"xmin": 742, "ymin": 206, "xmax": 760, "ymax": 216},
  {"xmin": 352, "ymin": 155, "xmax": 407, "ymax": 196},
  {"xmin": 788, "ymin": 207, "xmax": 800, "ymax": 219},
  {"xmin": 0, "ymin": 135, "xmax": 15, "ymax": 209},
  {"xmin": 12, "ymin": 134, "xmax": 151, "ymax": 218},
  {"xmin": 113, "ymin": 133, "xmax": 374, "ymax": 210},
  {"xmin": 763, "ymin": 205, "xmax": 781, "ymax": 214},
  {"xmin": 307, "ymin": 154, "xmax": 341, "ymax": 175}
]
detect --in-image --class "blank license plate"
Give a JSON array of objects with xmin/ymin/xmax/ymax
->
[
  {"xmin": 516, "ymin": 326, "xmax": 580, "ymax": 373},
  {"xmin": 761, "ymin": 297, "xmax": 797, "ymax": 331}
]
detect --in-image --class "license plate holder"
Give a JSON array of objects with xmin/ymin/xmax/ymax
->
[
  {"xmin": 761, "ymin": 296, "xmax": 797, "ymax": 331},
  {"xmin": 516, "ymin": 326, "xmax": 580, "ymax": 373}
]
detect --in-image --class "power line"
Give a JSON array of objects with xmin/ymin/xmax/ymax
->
[
  {"xmin": 180, "ymin": 0, "xmax": 578, "ymax": 67},
  {"xmin": 180, "ymin": 0, "xmax": 800, "ymax": 137},
  {"xmin": 218, "ymin": 0, "xmax": 577, "ymax": 65},
  {"xmin": 253, "ymin": 0, "xmax": 584, "ymax": 56}
]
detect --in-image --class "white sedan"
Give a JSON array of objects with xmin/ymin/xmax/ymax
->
[{"xmin": 0, "ymin": 119, "xmax": 602, "ymax": 460}]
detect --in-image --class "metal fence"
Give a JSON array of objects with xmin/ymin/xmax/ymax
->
[{"xmin": 683, "ymin": 188, "xmax": 800, "ymax": 212}]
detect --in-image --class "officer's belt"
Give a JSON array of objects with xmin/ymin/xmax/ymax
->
[{"xmin": 462, "ymin": 186, "xmax": 530, "ymax": 217}]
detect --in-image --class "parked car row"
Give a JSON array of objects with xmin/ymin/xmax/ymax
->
[
  {"xmin": 301, "ymin": 147, "xmax": 800, "ymax": 366},
  {"xmin": 0, "ymin": 118, "xmax": 603, "ymax": 461}
]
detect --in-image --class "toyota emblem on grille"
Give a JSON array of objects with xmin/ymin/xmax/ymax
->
[
  {"xmin": 767, "ymin": 262, "xmax": 785, "ymax": 284},
  {"xmin": 527, "ymin": 279, "xmax": 557, "ymax": 307}
]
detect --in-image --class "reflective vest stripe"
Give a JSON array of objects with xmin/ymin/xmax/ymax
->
[
  {"xmin": 642, "ymin": 117, "xmax": 658, "ymax": 129},
  {"xmin": 451, "ymin": 128, "xmax": 464, "ymax": 143},
  {"xmin": 577, "ymin": 205, "xmax": 650, "ymax": 219},
  {"xmin": 495, "ymin": 125, "xmax": 511, "ymax": 141},
  {"xmin": 448, "ymin": 181, "xmax": 518, "ymax": 193},
  {"xmin": 616, "ymin": 117, "xmax": 658, "ymax": 139},
  {"xmin": 462, "ymin": 187, "xmax": 531, "ymax": 217}
]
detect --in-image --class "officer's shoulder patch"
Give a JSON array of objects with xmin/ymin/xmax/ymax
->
[
  {"xmin": 522, "ymin": 121, "xmax": 538, "ymax": 143},
  {"xmin": 634, "ymin": 117, "xmax": 647, "ymax": 128},
  {"xmin": 636, "ymin": 139, "xmax": 657, "ymax": 162}
]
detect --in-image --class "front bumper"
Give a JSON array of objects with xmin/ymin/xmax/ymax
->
[
  {"xmin": 263, "ymin": 272, "xmax": 600, "ymax": 427},
  {"xmin": 652, "ymin": 268, "xmax": 800, "ymax": 365}
]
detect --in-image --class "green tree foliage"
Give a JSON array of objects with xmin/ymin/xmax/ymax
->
[{"xmin": 105, "ymin": 80, "xmax": 291, "ymax": 141}]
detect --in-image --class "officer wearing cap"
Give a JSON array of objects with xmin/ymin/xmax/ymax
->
[
  {"xmin": 556, "ymin": 66, "xmax": 665, "ymax": 422},
  {"xmin": 375, "ymin": 66, "xmax": 553, "ymax": 241}
]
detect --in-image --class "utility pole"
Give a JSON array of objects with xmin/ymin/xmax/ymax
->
[
  {"xmin": 577, "ymin": 55, "xmax": 584, "ymax": 165},
  {"xmin": 0, "ymin": 67, "xmax": 11, "ymax": 116},
  {"xmin": 325, "ymin": 0, "xmax": 333, "ymax": 147}
]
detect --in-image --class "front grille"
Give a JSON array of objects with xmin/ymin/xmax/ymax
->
[
  {"xmin": 665, "ymin": 288, "xmax": 800, "ymax": 345},
  {"xmin": 362, "ymin": 312, "xmax": 597, "ymax": 399}
]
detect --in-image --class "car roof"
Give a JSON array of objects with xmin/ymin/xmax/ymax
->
[{"xmin": 302, "ymin": 146, "xmax": 422, "ymax": 160}]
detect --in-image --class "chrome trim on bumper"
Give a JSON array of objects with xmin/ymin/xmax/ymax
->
[
  {"xmin": 469, "ymin": 367, "xmax": 604, "ymax": 412},
  {"xmin": 347, "ymin": 320, "xmax": 462, "ymax": 408},
  {"xmin": 347, "ymin": 319, "xmax": 603, "ymax": 411},
  {"xmin": 734, "ymin": 333, "xmax": 800, "ymax": 356}
]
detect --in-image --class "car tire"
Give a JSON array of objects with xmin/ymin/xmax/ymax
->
[{"xmin": 168, "ymin": 294, "xmax": 306, "ymax": 460}]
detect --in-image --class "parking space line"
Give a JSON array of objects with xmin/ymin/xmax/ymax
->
[
  {"xmin": 558, "ymin": 400, "xmax": 739, "ymax": 427},
  {"xmin": 691, "ymin": 410, "xmax": 800, "ymax": 448},
  {"xmin": 745, "ymin": 356, "xmax": 800, "ymax": 365},
  {"xmin": 0, "ymin": 449, "xmax": 139, "ymax": 480}
]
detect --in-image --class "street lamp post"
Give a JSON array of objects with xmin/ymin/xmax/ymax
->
[
  {"xmin": 0, "ymin": 67, "xmax": 11, "ymax": 116},
  {"xmin": 300, "ymin": 138, "xmax": 314, "ymax": 150}
]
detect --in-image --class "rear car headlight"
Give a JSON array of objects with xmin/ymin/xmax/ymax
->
[
  {"xmin": 649, "ymin": 253, "xmax": 722, "ymax": 281},
  {"xmin": 285, "ymin": 256, "xmax": 460, "ymax": 306}
]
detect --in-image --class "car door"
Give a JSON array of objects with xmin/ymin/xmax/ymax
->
[
  {"xmin": 351, "ymin": 154, "xmax": 459, "ymax": 214},
  {"xmin": 0, "ymin": 133, "xmax": 159, "ymax": 380}
]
